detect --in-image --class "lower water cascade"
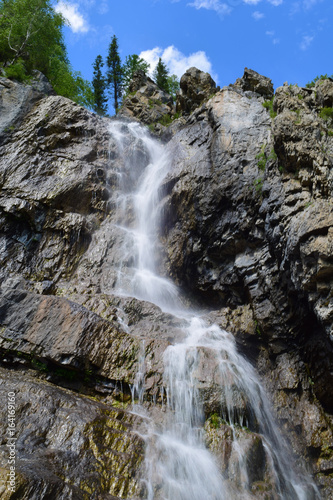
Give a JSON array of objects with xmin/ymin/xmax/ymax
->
[{"xmin": 108, "ymin": 121, "xmax": 321, "ymax": 500}]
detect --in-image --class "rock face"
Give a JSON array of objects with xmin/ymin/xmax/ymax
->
[
  {"xmin": 0, "ymin": 71, "xmax": 54, "ymax": 141},
  {"xmin": 0, "ymin": 70, "xmax": 333, "ymax": 498},
  {"xmin": 0, "ymin": 368, "xmax": 145, "ymax": 499},
  {"xmin": 159, "ymin": 76, "xmax": 333, "ymax": 496}
]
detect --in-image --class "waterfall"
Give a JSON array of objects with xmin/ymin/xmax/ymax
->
[{"xmin": 108, "ymin": 120, "xmax": 320, "ymax": 500}]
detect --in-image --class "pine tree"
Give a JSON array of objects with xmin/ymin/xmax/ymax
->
[
  {"xmin": 122, "ymin": 54, "xmax": 150, "ymax": 95},
  {"xmin": 106, "ymin": 35, "xmax": 123, "ymax": 114},
  {"xmin": 153, "ymin": 57, "xmax": 169, "ymax": 93},
  {"xmin": 92, "ymin": 55, "xmax": 107, "ymax": 115}
]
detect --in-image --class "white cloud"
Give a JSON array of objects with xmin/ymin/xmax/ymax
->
[
  {"xmin": 187, "ymin": 0, "xmax": 232, "ymax": 17},
  {"xmin": 243, "ymin": 0, "xmax": 261, "ymax": 5},
  {"xmin": 139, "ymin": 45, "xmax": 217, "ymax": 82},
  {"xmin": 98, "ymin": 1, "xmax": 109, "ymax": 14},
  {"xmin": 268, "ymin": 0, "xmax": 283, "ymax": 5},
  {"xmin": 55, "ymin": 2, "xmax": 89, "ymax": 33},
  {"xmin": 252, "ymin": 10, "xmax": 265, "ymax": 19},
  {"xmin": 265, "ymin": 30, "xmax": 280, "ymax": 43},
  {"xmin": 303, "ymin": 0, "xmax": 320, "ymax": 7},
  {"xmin": 300, "ymin": 35, "xmax": 314, "ymax": 50}
]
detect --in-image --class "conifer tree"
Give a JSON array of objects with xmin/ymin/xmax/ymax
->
[
  {"xmin": 153, "ymin": 57, "xmax": 169, "ymax": 93},
  {"xmin": 106, "ymin": 35, "xmax": 123, "ymax": 114},
  {"xmin": 92, "ymin": 55, "xmax": 107, "ymax": 115},
  {"xmin": 122, "ymin": 54, "xmax": 150, "ymax": 95}
]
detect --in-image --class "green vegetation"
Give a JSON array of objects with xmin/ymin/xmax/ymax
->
[
  {"xmin": 253, "ymin": 177, "xmax": 263, "ymax": 194},
  {"xmin": 106, "ymin": 35, "xmax": 123, "ymax": 114},
  {"xmin": 153, "ymin": 57, "xmax": 169, "ymax": 93},
  {"xmin": 158, "ymin": 114, "xmax": 173, "ymax": 126},
  {"xmin": 153, "ymin": 57, "xmax": 180, "ymax": 101},
  {"xmin": 306, "ymin": 74, "xmax": 333, "ymax": 88},
  {"xmin": 209, "ymin": 413, "xmax": 223, "ymax": 429},
  {"xmin": 256, "ymin": 145, "xmax": 277, "ymax": 172},
  {"xmin": 294, "ymin": 108, "xmax": 301, "ymax": 124},
  {"xmin": 319, "ymin": 107, "xmax": 333, "ymax": 125},
  {"xmin": 167, "ymin": 73, "xmax": 180, "ymax": 102},
  {"xmin": 92, "ymin": 55, "xmax": 107, "ymax": 116},
  {"xmin": 256, "ymin": 144, "xmax": 267, "ymax": 171},
  {"xmin": 0, "ymin": 0, "xmax": 93, "ymax": 107},
  {"xmin": 122, "ymin": 54, "xmax": 150, "ymax": 95},
  {"xmin": 254, "ymin": 320, "xmax": 262, "ymax": 337},
  {"xmin": 262, "ymin": 98, "xmax": 277, "ymax": 119}
]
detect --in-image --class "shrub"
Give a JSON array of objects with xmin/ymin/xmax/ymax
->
[
  {"xmin": 306, "ymin": 74, "xmax": 333, "ymax": 88},
  {"xmin": 319, "ymin": 107, "xmax": 333, "ymax": 124},
  {"xmin": 262, "ymin": 98, "xmax": 277, "ymax": 119},
  {"xmin": 3, "ymin": 59, "xmax": 28, "ymax": 82}
]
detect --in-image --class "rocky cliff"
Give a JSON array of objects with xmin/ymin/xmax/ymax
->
[{"xmin": 0, "ymin": 68, "xmax": 332, "ymax": 498}]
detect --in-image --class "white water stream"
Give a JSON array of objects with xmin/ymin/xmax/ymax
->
[{"xmin": 109, "ymin": 121, "xmax": 320, "ymax": 500}]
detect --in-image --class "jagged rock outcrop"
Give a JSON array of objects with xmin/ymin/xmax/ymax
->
[
  {"xmin": 234, "ymin": 67, "xmax": 274, "ymax": 99},
  {"xmin": 0, "ymin": 70, "xmax": 333, "ymax": 498},
  {"xmin": 176, "ymin": 66, "xmax": 217, "ymax": 115},
  {"xmin": 118, "ymin": 70, "xmax": 174, "ymax": 128}
]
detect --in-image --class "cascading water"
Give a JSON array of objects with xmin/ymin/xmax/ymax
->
[{"xmin": 108, "ymin": 120, "xmax": 320, "ymax": 500}]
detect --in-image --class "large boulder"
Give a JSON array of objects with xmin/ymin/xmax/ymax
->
[
  {"xmin": 176, "ymin": 66, "xmax": 217, "ymax": 115},
  {"xmin": 234, "ymin": 67, "xmax": 274, "ymax": 99}
]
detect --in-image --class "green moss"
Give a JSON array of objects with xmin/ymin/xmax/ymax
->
[
  {"xmin": 254, "ymin": 320, "xmax": 262, "ymax": 337},
  {"xmin": 208, "ymin": 412, "xmax": 223, "ymax": 429}
]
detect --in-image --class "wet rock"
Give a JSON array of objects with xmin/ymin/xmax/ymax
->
[
  {"xmin": 0, "ymin": 368, "xmax": 144, "ymax": 499},
  {"xmin": 205, "ymin": 421, "xmax": 279, "ymax": 498},
  {"xmin": 0, "ymin": 286, "xmax": 170, "ymax": 394},
  {"xmin": 257, "ymin": 349, "xmax": 333, "ymax": 499},
  {"xmin": 176, "ymin": 66, "xmax": 217, "ymax": 115}
]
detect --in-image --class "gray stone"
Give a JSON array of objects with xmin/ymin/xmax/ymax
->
[
  {"xmin": 176, "ymin": 66, "xmax": 217, "ymax": 115},
  {"xmin": 234, "ymin": 67, "xmax": 274, "ymax": 99}
]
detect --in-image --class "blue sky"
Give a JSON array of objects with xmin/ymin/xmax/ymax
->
[{"xmin": 54, "ymin": 0, "xmax": 332, "ymax": 93}]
